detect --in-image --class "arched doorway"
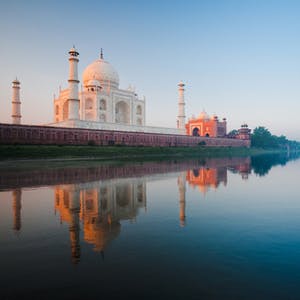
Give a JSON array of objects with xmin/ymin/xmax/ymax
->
[
  {"xmin": 192, "ymin": 127, "xmax": 200, "ymax": 136},
  {"xmin": 85, "ymin": 98, "xmax": 93, "ymax": 110},
  {"xmin": 136, "ymin": 105, "xmax": 142, "ymax": 115},
  {"xmin": 205, "ymin": 133, "xmax": 210, "ymax": 137},
  {"xmin": 115, "ymin": 101, "xmax": 130, "ymax": 124},
  {"xmin": 100, "ymin": 99, "xmax": 106, "ymax": 110},
  {"xmin": 116, "ymin": 185, "xmax": 131, "ymax": 207}
]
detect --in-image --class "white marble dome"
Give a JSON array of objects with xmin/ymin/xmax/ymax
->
[{"xmin": 82, "ymin": 58, "xmax": 119, "ymax": 88}]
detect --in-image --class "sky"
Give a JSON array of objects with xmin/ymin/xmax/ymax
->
[{"xmin": 0, "ymin": 0, "xmax": 300, "ymax": 140}]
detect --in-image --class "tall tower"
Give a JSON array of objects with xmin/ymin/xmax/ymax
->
[
  {"xmin": 67, "ymin": 46, "xmax": 80, "ymax": 120},
  {"xmin": 177, "ymin": 81, "xmax": 186, "ymax": 132},
  {"xmin": 11, "ymin": 78, "xmax": 21, "ymax": 124}
]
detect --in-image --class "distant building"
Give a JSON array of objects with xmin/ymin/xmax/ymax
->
[
  {"xmin": 185, "ymin": 111, "xmax": 227, "ymax": 137},
  {"xmin": 236, "ymin": 124, "xmax": 251, "ymax": 140}
]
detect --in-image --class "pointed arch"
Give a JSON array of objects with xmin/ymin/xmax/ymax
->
[{"xmin": 115, "ymin": 101, "xmax": 130, "ymax": 124}]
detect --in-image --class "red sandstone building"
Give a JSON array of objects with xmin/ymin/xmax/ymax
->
[{"xmin": 185, "ymin": 111, "xmax": 227, "ymax": 137}]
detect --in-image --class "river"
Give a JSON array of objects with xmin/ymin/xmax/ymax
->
[{"xmin": 0, "ymin": 153, "xmax": 299, "ymax": 299}]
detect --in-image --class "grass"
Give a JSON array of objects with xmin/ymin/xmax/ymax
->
[{"xmin": 0, "ymin": 144, "xmax": 279, "ymax": 162}]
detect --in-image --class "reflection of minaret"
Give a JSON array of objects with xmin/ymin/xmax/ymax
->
[
  {"xmin": 178, "ymin": 172, "xmax": 186, "ymax": 227},
  {"xmin": 12, "ymin": 189, "xmax": 22, "ymax": 232},
  {"xmin": 68, "ymin": 188, "xmax": 81, "ymax": 265}
]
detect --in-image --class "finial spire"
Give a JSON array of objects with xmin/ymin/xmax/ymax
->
[{"xmin": 100, "ymin": 48, "xmax": 103, "ymax": 59}]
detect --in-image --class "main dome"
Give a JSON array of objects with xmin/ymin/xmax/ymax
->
[{"xmin": 82, "ymin": 58, "xmax": 119, "ymax": 88}]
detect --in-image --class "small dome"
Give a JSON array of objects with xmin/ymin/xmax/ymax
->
[
  {"xmin": 198, "ymin": 111, "xmax": 210, "ymax": 120},
  {"xmin": 83, "ymin": 58, "xmax": 119, "ymax": 88},
  {"xmin": 12, "ymin": 78, "xmax": 20, "ymax": 84},
  {"xmin": 68, "ymin": 46, "xmax": 79, "ymax": 56}
]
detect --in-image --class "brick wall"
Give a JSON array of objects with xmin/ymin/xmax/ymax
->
[{"xmin": 0, "ymin": 123, "xmax": 250, "ymax": 147}]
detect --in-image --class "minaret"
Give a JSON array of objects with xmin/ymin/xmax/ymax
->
[
  {"xmin": 11, "ymin": 78, "xmax": 21, "ymax": 124},
  {"xmin": 178, "ymin": 172, "xmax": 186, "ymax": 227},
  {"xmin": 67, "ymin": 46, "xmax": 80, "ymax": 120},
  {"xmin": 177, "ymin": 81, "xmax": 186, "ymax": 132}
]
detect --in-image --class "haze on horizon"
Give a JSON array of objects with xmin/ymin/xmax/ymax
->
[{"xmin": 0, "ymin": 0, "xmax": 299, "ymax": 140}]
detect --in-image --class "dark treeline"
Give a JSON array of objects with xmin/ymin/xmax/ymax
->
[
  {"xmin": 251, "ymin": 126, "xmax": 300, "ymax": 150},
  {"xmin": 229, "ymin": 126, "xmax": 300, "ymax": 150}
]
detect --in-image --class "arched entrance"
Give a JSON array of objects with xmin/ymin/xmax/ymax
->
[
  {"xmin": 115, "ymin": 101, "xmax": 130, "ymax": 124},
  {"xmin": 192, "ymin": 127, "xmax": 200, "ymax": 136},
  {"xmin": 205, "ymin": 133, "xmax": 210, "ymax": 137}
]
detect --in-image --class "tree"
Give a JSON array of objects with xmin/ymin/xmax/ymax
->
[
  {"xmin": 251, "ymin": 126, "xmax": 288, "ymax": 149},
  {"xmin": 227, "ymin": 129, "xmax": 238, "ymax": 138},
  {"xmin": 251, "ymin": 127, "xmax": 273, "ymax": 148}
]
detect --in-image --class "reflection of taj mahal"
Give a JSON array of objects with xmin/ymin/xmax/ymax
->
[
  {"xmin": 54, "ymin": 179, "xmax": 146, "ymax": 263},
  {"xmin": 7, "ymin": 158, "xmax": 252, "ymax": 264}
]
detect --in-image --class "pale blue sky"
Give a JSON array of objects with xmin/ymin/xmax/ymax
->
[{"xmin": 0, "ymin": 0, "xmax": 300, "ymax": 139}]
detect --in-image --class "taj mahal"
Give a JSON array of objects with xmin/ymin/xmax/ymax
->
[
  {"xmin": 49, "ymin": 47, "xmax": 183, "ymax": 135},
  {"xmin": 4, "ymin": 47, "xmax": 251, "ymax": 146}
]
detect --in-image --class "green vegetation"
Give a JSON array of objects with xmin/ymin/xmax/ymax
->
[
  {"xmin": 0, "ymin": 145, "xmax": 258, "ymax": 161},
  {"xmin": 251, "ymin": 126, "xmax": 300, "ymax": 150}
]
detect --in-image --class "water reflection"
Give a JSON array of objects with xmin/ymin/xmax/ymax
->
[
  {"xmin": 1, "ymin": 153, "xmax": 299, "ymax": 265},
  {"xmin": 54, "ymin": 180, "xmax": 146, "ymax": 263},
  {"xmin": 12, "ymin": 189, "xmax": 22, "ymax": 232},
  {"xmin": 2, "ymin": 153, "xmax": 300, "ymax": 299},
  {"xmin": 250, "ymin": 152, "xmax": 299, "ymax": 176}
]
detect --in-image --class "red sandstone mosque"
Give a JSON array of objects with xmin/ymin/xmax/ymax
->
[{"xmin": 185, "ymin": 111, "xmax": 227, "ymax": 137}]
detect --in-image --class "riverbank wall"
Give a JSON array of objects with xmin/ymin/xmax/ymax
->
[{"xmin": 0, "ymin": 123, "xmax": 250, "ymax": 147}]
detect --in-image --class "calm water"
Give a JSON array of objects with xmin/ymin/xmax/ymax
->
[{"xmin": 0, "ymin": 154, "xmax": 300, "ymax": 299}]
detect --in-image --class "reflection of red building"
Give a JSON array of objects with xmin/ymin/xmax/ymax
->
[
  {"xmin": 186, "ymin": 167, "xmax": 227, "ymax": 194},
  {"xmin": 228, "ymin": 157, "xmax": 252, "ymax": 180},
  {"xmin": 185, "ymin": 111, "xmax": 227, "ymax": 137}
]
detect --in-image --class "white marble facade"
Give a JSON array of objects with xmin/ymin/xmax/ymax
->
[
  {"xmin": 50, "ymin": 47, "xmax": 184, "ymax": 135},
  {"xmin": 53, "ymin": 50, "xmax": 145, "ymax": 127}
]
